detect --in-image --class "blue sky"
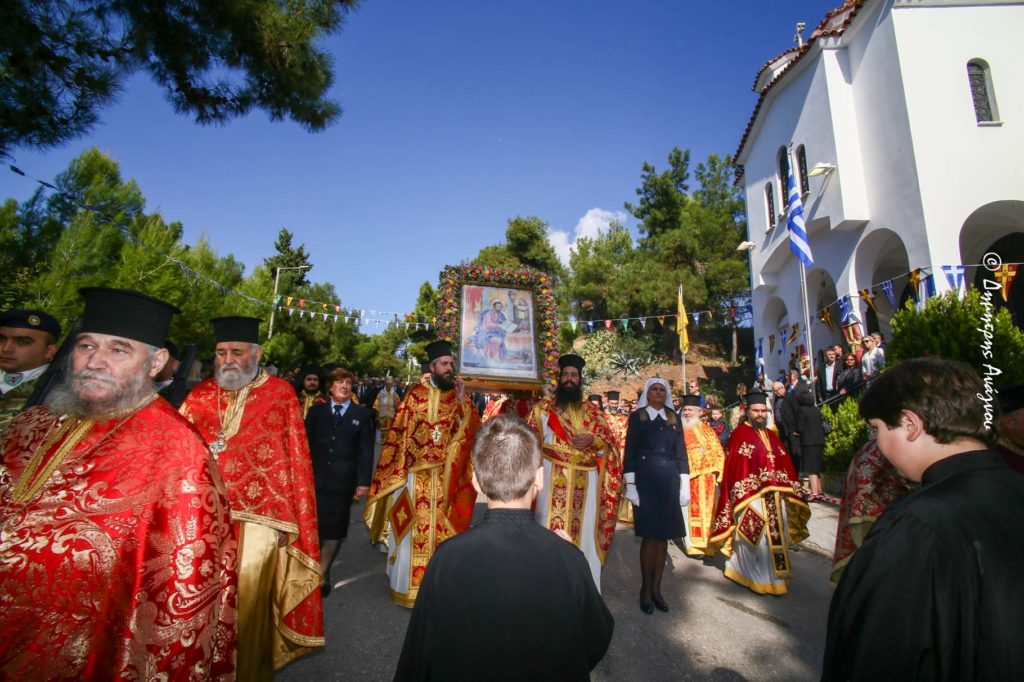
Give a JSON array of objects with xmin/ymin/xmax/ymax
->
[{"xmin": 1, "ymin": 1, "xmax": 837, "ymax": 329}]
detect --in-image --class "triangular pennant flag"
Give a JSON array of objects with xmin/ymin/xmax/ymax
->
[
  {"xmin": 298, "ymin": 299, "xmax": 305, "ymax": 308},
  {"xmin": 335, "ymin": 305, "xmax": 341, "ymax": 313},
  {"xmin": 657, "ymin": 315, "xmax": 665, "ymax": 325},
  {"xmin": 924, "ymin": 273, "xmax": 937, "ymax": 300},
  {"xmin": 604, "ymin": 319, "xmax": 612, "ymax": 330},
  {"xmin": 639, "ymin": 317, "xmax": 646, "ymax": 329},
  {"xmin": 588, "ymin": 320, "xmax": 594, "ymax": 332},
  {"xmin": 756, "ymin": 338, "xmax": 765, "ymax": 368},
  {"xmin": 288, "ymin": 308, "xmax": 294, "ymax": 316},
  {"xmin": 907, "ymin": 269, "xmax": 922, "ymax": 303},
  {"xmin": 274, "ymin": 295, "xmax": 282, "ymax": 305},
  {"xmin": 285, "ymin": 297, "xmax": 293, "ymax": 306},
  {"xmin": 995, "ymin": 264, "xmax": 1018, "ymax": 302},
  {"xmin": 621, "ymin": 319, "xmax": 629, "ymax": 331},
  {"xmin": 942, "ymin": 265, "xmax": 966, "ymax": 297},
  {"xmin": 780, "ymin": 328, "xmax": 788, "ymax": 348},
  {"xmin": 859, "ymin": 288, "xmax": 879, "ymax": 316},
  {"xmin": 769, "ymin": 335, "xmax": 776, "ymax": 355},
  {"xmin": 321, "ymin": 303, "xmax": 328, "ymax": 312},
  {"xmin": 881, "ymin": 279, "xmax": 897, "ymax": 309},
  {"xmin": 569, "ymin": 320, "xmax": 578, "ymax": 333},
  {"xmin": 789, "ymin": 323, "xmax": 800, "ymax": 344},
  {"xmin": 819, "ymin": 308, "xmax": 836, "ymax": 333},
  {"xmin": 692, "ymin": 312, "xmax": 700, "ymax": 325}
]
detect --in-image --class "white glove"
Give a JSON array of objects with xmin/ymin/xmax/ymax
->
[
  {"xmin": 624, "ymin": 472, "xmax": 640, "ymax": 506},
  {"xmin": 679, "ymin": 474, "xmax": 691, "ymax": 506}
]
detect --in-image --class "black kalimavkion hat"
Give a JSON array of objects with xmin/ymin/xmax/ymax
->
[
  {"xmin": 78, "ymin": 288, "xmax": 179, "ymax": 348},
  {"xmin": 558, "ymin": 354, "xmax": 585, "ymax": 371},
  {"xmin": 211, "ymin": 316, "xmax": 261, "ymax": 344},
  {"xmin": 425, "ymin": 339, "xmax": 454, "ymax": 362}
]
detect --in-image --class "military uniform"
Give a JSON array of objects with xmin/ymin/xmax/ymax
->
[{"xmin": 0, "ymin": 309, "xmax": 61, "ymax": 433}]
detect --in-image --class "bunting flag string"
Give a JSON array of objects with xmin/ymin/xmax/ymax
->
[{"xmin": 859, "ymin": 288, "xmax": 879, "ymax": 316}]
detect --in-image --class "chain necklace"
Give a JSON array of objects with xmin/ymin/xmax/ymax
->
[
  {"xmin": 210, "ymin": 374, "xmax": 260, "ymax": 458},
  {"xmin": 9, "ymin": 394, "xmax": 156, "ymax": 504}
]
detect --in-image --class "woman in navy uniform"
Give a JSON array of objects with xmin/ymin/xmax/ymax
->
[
  {"xmin": 305, "ymin": 367, "xmax": 375, "ymax": 595},
  {"xmin": 623, "ymin": 377, "xmax": 689, "ymax": 614}
]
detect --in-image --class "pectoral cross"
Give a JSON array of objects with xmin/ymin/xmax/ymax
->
[
  {"xmin": 210, "ymin": 435, "xmax": 227, "ymax": 459},
  {"xmin": 431, "ymin": 426, "xmax": 442, "ymax": 444}
]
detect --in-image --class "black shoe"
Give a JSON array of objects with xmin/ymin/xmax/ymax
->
[
  {"xmin": 653, "ymin": 596, "xmax": 669, "ymax": 612},
  {"xmin": 321, "ymin": 582, "xmax": 332, "ymax": 597},
  {"xmin": 640, "ymin": 601, "xmax": 654, "ymax": 615}
]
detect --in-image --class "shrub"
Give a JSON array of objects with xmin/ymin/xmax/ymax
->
[
  {"xmin": 823, "ymin": 398, "xmax": 869, "ymax": 474},
  {"xmin": 578, "ymin": 330, "xmax": 654, "ymax": 380},
  {"xmin": 888, "ymin": 290, "xmax": 1024, "ymax": 385}
]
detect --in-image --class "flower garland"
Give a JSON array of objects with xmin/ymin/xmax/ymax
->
[{"xmin": 437, "ymin": 265, "xmax": 561, "ymax": 385}]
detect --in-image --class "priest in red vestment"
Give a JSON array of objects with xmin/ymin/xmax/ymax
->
[
  {"xmin": 0, "ymin": 287, "xmax": 235, "ymax": 680},
  {"xmin": 364, "ymin": 339, "xmax": 479, "ymax": 607},
  {"xmin": 708, "ymin": 392, "xmax": 809, "ymax": 595},
  {"xmin": 181, "ymin": 316, "xmax": 323, "ymax": 678},
  {"xmin": 526, "ymin": 354, "xmax": 623, "ymax": 589}
]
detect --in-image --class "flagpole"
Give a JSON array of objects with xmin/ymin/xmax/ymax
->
[
  {"xmin": 679, "ymin": 284, "xmax": 687, "ymax": 394},
  {"xmin": 799, "ymin": 260, "xmax": 816, "ymax": 392}
]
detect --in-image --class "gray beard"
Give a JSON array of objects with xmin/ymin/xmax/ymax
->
[
  {"xmin": 47, "ymin": 361, "xmax": 156, "ymax": 419},
  {"xmin": 682, "ymin": 415, "xmax": 703, "ymax": 431},
  {"xmin": 215, "ymin": 360, "xmax": 259, "ymax": 391}
]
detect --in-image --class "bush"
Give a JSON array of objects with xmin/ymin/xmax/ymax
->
[
  {"xmin": 823, "ymin": 398, "xmax": 869, "ymax": 474},
  {"xmin": 577, "ymin": 331, "xmax": 654, "ymax": 381},
  {"xmin": 888, "ymin": 290, "xmax": 1024, "ymax": 385}
]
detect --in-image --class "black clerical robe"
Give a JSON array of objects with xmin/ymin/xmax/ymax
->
[
  {"xmin": 395, "ymin": 508, "xmax": 613, "ymax": 681},
  {"xmin": 822, "ymin": 449, "xmax": 1024, "ymax": 681}
]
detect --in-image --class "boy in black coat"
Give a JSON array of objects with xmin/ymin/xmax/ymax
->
[{"xmin": 395, "ymin": 414, "xmax": 614, "ymax": 681}]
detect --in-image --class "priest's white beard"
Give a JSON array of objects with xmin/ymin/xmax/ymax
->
[
  {"xmin": 48, "ymin": 354, "xmax": 157, "ymax": 419},
  {"xmin": 215, "ymin": 357, "xmax": 259, "ymax": 391},
  {"xmin": 682, "ymin": 415, "xmax": 703, "ymax": 431}
]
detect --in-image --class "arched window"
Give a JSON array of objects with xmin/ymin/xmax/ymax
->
[
  {"xmin": 796, "ymin": 145, "xmax": 809, "ymax": 195},
  {"xmin": 777, "ymin": 147, "xmax": 790, "ymax": 201},
  {"xmin": 765, "ymin": 183, "xmax": 776, "ymax": 229},
  {"xmin": 967, "ymin": 60, "xmax": 998, "ymax": 123}
]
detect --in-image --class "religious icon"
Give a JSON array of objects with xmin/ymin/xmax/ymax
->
[{"xmin": 457, "ymin": 284, "xmax": 540, "ymax": 384}]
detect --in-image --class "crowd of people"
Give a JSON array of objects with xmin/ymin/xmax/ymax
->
[{"xmin": 1, "ymin": 291, "xmax": 1022, "ymax": 680}]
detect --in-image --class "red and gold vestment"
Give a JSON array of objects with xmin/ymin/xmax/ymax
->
[
  {"xmin": 709, "ymin": 422, "xmax": 809, "ymax": 595},
  {"xmin": 299, "ymin": 391, "xmax": 327, "ymax": 419},
  {"xmin": 0, "ymin": 399, "xmax": 236, "ymax": 680},
  {"xmin": 364, "ymin": 382, "xmax": 479, "ymax": 607},
  {"xmin": 683, "ymin": 421, "xmax": 726, "ymax": 556},
  {"xmin": 181, "ymin": 371, "xmax": 323, "ymax": 672},
  {"xmin": 527, "ymin": 398, "xmax": 622, "ymax": 583}
]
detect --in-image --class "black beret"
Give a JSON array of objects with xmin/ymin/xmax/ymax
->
[
  {"xmin": 212, "ymin": 316, "xmax": 261, "ymax": 344},
  {"xmin": 0, "ymin": 309, "xmax": 62, "ymax": 338},
  {"xmin": 78, "ymin": 288, "xmax": 178, "ymax": 348}
]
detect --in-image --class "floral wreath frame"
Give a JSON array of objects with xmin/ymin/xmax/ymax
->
[{"xmin": 437, "ymin": 265, "xmax": 560, "ymax": 389}]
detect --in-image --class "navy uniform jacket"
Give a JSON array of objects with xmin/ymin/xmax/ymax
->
[{"xmin": 305, "ymin": 400, "xmax": 374, "ymax": 492}]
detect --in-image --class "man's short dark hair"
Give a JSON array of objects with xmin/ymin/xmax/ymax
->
[
  {"xmin": 471, "ymin": 414, "xmax": 541, "ymax": 502},
  {"xmin": 859, "ymin": 358, "xmax": 998, "ymax": 446}
]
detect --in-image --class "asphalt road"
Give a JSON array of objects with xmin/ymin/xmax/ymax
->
[{"xmin": 278, "ymin": 499, "xmax": 833, "ymax": 681}]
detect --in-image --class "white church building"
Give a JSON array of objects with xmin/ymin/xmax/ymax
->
[{"xmin": 735, "ymin": 0, "xmax": 1023, "ymax": 379}]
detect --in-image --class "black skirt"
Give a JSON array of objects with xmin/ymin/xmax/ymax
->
[
  {"xmin": 633, "ymin": 457, "xmax": 685, "ymax": 540},
  {"xmin": 801, "ymin": 443, "xmax": 824, "ymax": 475},
  {"xmin": 316, "ymin": 486, "xmax": 358, "ymax": 540}
]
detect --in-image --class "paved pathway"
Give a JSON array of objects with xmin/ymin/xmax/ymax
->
[{"xmin": 279, "ymin": 498, "xmax": 840, "ymax": 681}]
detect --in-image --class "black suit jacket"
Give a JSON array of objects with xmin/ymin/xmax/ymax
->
[
  {"xmin": 305, "ymin": 401, "xmax": 375, "ymax": 493},
  {"xmin": 817, "ymin": 362, "xmax": 840, "ymax": 402}
]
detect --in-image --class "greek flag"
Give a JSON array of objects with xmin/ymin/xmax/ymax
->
[{"xmin": 786, "ymin": 161, "xmax": 813, "ymax": 266}]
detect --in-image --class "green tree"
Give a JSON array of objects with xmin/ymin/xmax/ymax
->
[
  {"xmin": 1, "ymin": 0, "xmax": 360, "ymax": 154},
  {"xmin": 471, "ymin": 216, "xmax": 566, "ymax": 282}
]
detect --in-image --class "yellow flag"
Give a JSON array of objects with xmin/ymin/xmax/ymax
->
[{"xmin": 678, "ymin": 285, "xmax": 689, "ymax": 354}]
